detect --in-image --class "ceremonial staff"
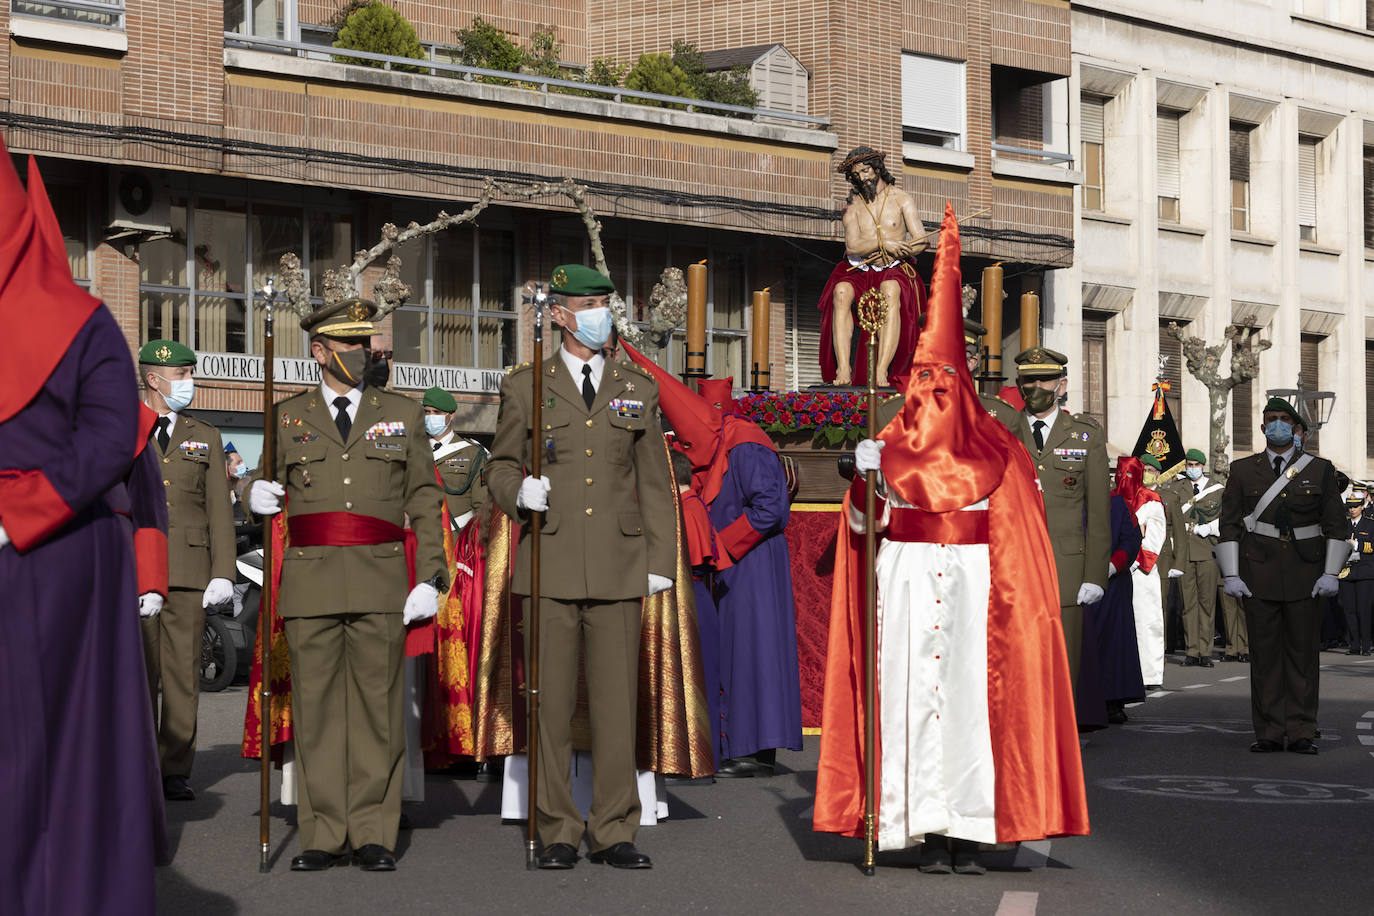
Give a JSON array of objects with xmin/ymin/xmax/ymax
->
[
  {"xmin": 523, "ymin": 283, "xmax": 548, "ymax": 870},
  {"xmin": 856, "ymin": 288, "xmax": 888, "ymax": 876},
  {"xmin": 257, "ymin": 276, "xmax": 278, "ymax": 873}
]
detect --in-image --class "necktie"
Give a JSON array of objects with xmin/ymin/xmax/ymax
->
[
  {"xmin": 1032, "ymin": 419, "xmax": 1046, "ymax": 451},
  {"xmin": 581, "ymin": 364, "xmax": 596, "ymax": 410},
  {"xmin": 156, "ymin": 416, "xmax": 171, "ymax": 453},
  {"xmin": 1273, "ymin": 455, "xmax": 1284, "ymax": 477},
  {"xmin": 1193, "ymin": 482, "xmax": 1200, "ymax": 496},
  {"xmin": 334, "ymin": 396, "xmax": 352, "ymax": 441},
  {"xmin": 433, "ymin": 441, "xmax": 441, "ymax": 452}
]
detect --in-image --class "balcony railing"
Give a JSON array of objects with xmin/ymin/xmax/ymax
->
[
  {"xmin": 223, "ymin": 33, "xmax": 830, "ymax": 128},
  {"xmin": 11, "ymin": 0, "xmax": 124, "ymax": 30},
  {"xmin": 990, "ymin": 143, "xmax": 1075, "ymax": 167}
]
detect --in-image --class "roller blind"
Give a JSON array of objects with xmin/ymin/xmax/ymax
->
[
  {"xmin": 1229, "ymin": 124, "xmax": 1251, "ymax": 182},
  {"xmin": 1157, "ymin": 111, "xmax": 1181, "ymax": 199},
  {"xmin": 1363, "ymin": 147, "xmax": 1373, "ymax": 249},
  {"xmin": 1298, "ymin": 138, "xmax": 1317, "ymax": 229},
  {"xmin": 1081, "ymin": 95, "xmax": 1105, "ymax": 145},
  {"xmin": 901, "ymin": 53, "xmax": 964, "ymax": 136},
  {"xmin": 1159, "ymin": 322, "xmax": 1184, "ymax": 427},
  {"xmin": 1301, "ymin": 334, "xmax": 1321, "ymax": 454}
]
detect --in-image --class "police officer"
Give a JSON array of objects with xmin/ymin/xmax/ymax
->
[
  {"xmin": 1173, "ymin": 449, "xmax": 1225, "ymax": 666},
  {"xmin": 1218, "ymin": 397, "xmax": 1346, "ymax": 754},
  {"xmin": 248, "ymin": 298, "xmax": 447, "ymax": 870},
  {"xmin": 423, "ymin": 386, "xmax": 488, "ymax": 530},
  {"xmin": 137, "ymin": 339, "xmax": 235, "ymax": 801},
  {"xmin": 1339, "ymin": 491, "xmax": 1374, "ymax": 656},
  {"xmin": 993, "ymin": 346, "xmax": 1109, "ymax": 691},
  {"xmin": 486, "ymin": 265, "xmax": 675, "ymax": 870}
]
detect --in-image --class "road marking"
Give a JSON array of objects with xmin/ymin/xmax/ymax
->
[
  {"xmin": 1182, "ymin": 684, "xmax": 1207, "ymax": 690},
  {"xmin": 1151, "ymin": 690, "xmax": 1175, "ymax": 697},
  {"xmin": 1358, "ymin": 722, "xmax": 1372, "ymax": 730},
  {"xmin": 1359, "ymin": 736, "xmax": 1374, "ymax": 746},
  {"xmin": 996, "ymin": 891, "xmax": 1039, "ymax": 916},
  {"xmin": 1363, "ymin": 711, "xmax": 1374, "ymax": 719},
  {"xmin": 1220, "ymin": 676, "xmax": 1247, "ymax": 682}
]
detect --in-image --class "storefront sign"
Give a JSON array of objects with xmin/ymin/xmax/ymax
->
[{"xmin": 197, "ymin": 352, "xmax": 504, "ymax": 393}]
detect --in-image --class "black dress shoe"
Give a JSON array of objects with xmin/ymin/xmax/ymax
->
[
  {"xmin": 1349, "ymin": 648, "xmax": 1362, "ymax": 656},
  {"xmin": 1106, "ymin": 705, "xmax": 1128, "ymax": 724},
  {"xmin": 715, "ymin": 756, "xmax": 774, "ymax": 778},
  {"xmin": 1288, "ymin": 738, "xmax": 1319, "ymax": 755},
  {"xmin": 537, "ymin": 843, "xmax": 579, "ymax": 869},
  {"xmin": 1221, "ymin": 654, "xmax": 1239, "ymax": 662},
  {"xmin": 354, "ymin": 844, "xmax": 396, "ymax": 871},
  {"xmin": 917, "ymin": 836, "xmax": 952, "ymax": 874},
  {"xmin": 1237, "ymin": 654, "xmax": 1250, "ymax": 662},
  {"xmin": 162, "ymin": 775, "xmax": 195, "ymax": 801},
  {"xmin": 1199, "ymin": 656, "xmax": 1214, "ymax": 668},
  {"xmin": 1249, "ymin": 739, "xmax": 1283, "ymax": 753},
  {"xmin": 588, "ymin": 842, "xmax": 652, "ymax": 869},
  {"xmin": 1182, "ymin": 656, "xmax": 1200, "ymax": 667},
  {"xmin": 290, "ymin": 849, "xmax": 350, "ymax": 871},
  {"xmin": 475, "ymin": 759, "xmax": 504, "ymax": 783}
]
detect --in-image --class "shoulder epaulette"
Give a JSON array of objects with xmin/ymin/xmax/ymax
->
[
  {"xmin": 504, "ymin": 361, "xmax": 532, "ymax": 375},
  {"xmin": 616, "ymin": 359, "xmax": 655, "ymax": 379}
]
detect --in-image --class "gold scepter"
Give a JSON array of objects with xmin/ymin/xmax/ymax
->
[{"xmin": 856, "ymin": 288, "xmax": 889, "ymax": 877}]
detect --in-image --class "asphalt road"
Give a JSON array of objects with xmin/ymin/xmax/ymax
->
[{"xmin": 157, "ymin": 650, "xmax": 1374, "ymax": 915}]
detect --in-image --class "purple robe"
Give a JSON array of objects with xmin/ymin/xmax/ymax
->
[
  {"xmin": 0, "ymin": 308, "xmax": 165, "ymax": 915},
  {"xmin": 1091, "ymin": 494, "xmax": 1146, "ymax": 704},
  {"xmin": 708, "ymin": 442, "xmax": 803, "ymax": 760}
]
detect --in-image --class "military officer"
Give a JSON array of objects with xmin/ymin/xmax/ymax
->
[
  {"xmin": 137, "ymin": 339, "xmax": 236, "ymax": 801},
  {"xmin": 1173, "ymin": 449, "xmax": 1226, "ymax": 667},
  {"xmin": 992, "ymin": 346, "xmax": 1109, "ymax": 691},
  {"xmin": 423, "ymin": 385, "xmax": 488, "ymax": 530},
  {"xmin": 248, "ymin": 297, "xmax": 447, "ymax": 871},
  {"xmin": 1339, "ymin": 491, "xmax": 1374, "ymax": 656},
  {"xmin": 486, "ymin": 264, "xmax": 676, "ymax": 870},
  {"xmin": 1218, "ymin": 397, "xmax": 1346, "ymax": 754}
]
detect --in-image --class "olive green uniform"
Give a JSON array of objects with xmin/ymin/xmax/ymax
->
[
  {"xmin": 1176, "ymin": 476, "xmax": 1225, "ymax": 661},
  {"xmin": 486, "ymin": 355, "xmax": 676, "ymax": 853},
  {"xmin": 1155, "ymin": 479, "xmax": 1190, "ymax": 648},
  {"xmin": 143, "ymin": 411, "xmax": 235, "ymax": 778},
  {"xmin": 432, "ymin": 434, "xmax": 488, "ymax": 524},
  {"xmin": 1219, "ymin": 452, "xmax": 1345, "ymax": 743},
  {"xmin": 269, "ymin": 384, "xmax": 446, "ymax": 855}
]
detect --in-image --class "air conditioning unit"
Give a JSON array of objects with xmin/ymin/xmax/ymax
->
[{"xmin": 107, "ymin": 169, "xmax": 171, "ymax": 236}]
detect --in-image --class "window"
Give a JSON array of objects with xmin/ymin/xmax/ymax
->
[
  {"xmin": 1232, "ymin": 332, "xmax": 1254, "ymax": 453},
  {"xmin": 43, "ymin": 182, "xmax": 92, "ymax": 287},
  {"xmin": 1081, "ymin": 310, "xmax": 1110, "ymax": 430},
  {"xmin": 1298, "ymin": 137, "xmax": 1318, "ymax": 242},
  {"xmin": 1230, "ymin": 123, "xmax": 1252, "ymax": 233},
  {"xmin": 11, "ymin": 1, "xmax": 124, "ymax": 29},
  {"xmin": 1157, "ymin": 110, "xmax": 1181, "ymax": 223},
  {"xmin": 224, "ymin": 0, "xmax": 295, "ymax": 39},
  {"xmin": 901, "ymin": 53, "xmax": 965, "ymax": 151},
  {"xmin": 1365, "ymin": 147, "xmax": 1374, "ymax": 250},
  {"xmin": 1081, "ymin": 95, "xmax": 1106, "ymax": 211},
  {"xmin": 1301, "ymin": 334, "xmax": 1322, "ymax": 454},
  {"xmin": 1159, "ymin": 322, "xmax": 1184, "ymax": 427}
]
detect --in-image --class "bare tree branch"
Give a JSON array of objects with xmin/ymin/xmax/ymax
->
[{"xmin": 1167, "ymin": 322, "xmax": 1272, "ymax": 477}]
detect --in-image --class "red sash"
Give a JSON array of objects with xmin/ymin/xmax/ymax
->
[{"xmin": 887, "ymin": 507, "xmax": 989, "ymax": 545}]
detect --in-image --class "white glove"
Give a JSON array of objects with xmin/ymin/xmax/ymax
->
[
  {"xmin": 202, "ymin": 577, "xmax": 234, "ymax": 608},
  {"xmin": 1076, "ymin": 582, "xmax": 1104, "ymax": 606},
  {"xmin": 648, "ymin": 573, "xmax": 674, "ymax": 595},
  {"xmin": 854, "ymin": 439, "xmax": 885, "ymax": 474},
  {"xmin": 516, "ymin": 475, "xmax": 551, "ymax": 513},
  {"xmin": 249, "ymin": 480, "xmax": 286, "ymax": 515},
  {"xmin": 1312, "ymin": 574, "xmax": 1340, "ymax": 598},
  {"xmin": 0, "ymin": 521, "xmax": 9, "ymax": 550},
  {"xmin": 138, "ymin": 592, "xmax": 164, "ymax": 618},
  {"xmin": 1168, "ymin": 568, "xmax": 1184, "ymax": 579},
  {"xmin": 1195, "ymin": 520, "xmax": 1219, "ymax": 538},
  {"xmin": 1107, "ymin": 562, "xmax": 1118, "ymax": 579},
  {"xmin": 1222, "ymin": 575, "xmax": 1252, "ymax": 598},
  {"xmin": 403, "ymin": 582, "xmax": 440, "ymax": 624},
  {"xmin": 1130, "ymin": 560, "xmax": 1141, "ymax": 573}
]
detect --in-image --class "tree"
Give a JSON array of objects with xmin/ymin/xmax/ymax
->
[
  {"xmin": 584, "ymin": 57, "xmax": 627, "ymax": 88},
  {"xmin": 526, "ymin": 26, "xmax": 562, "ymax": 79},
  {"xmin": 624, "ymin": 53, "xmax": 695, "ymax": 108},
  {"xmin": 332, "ymin": 2, "xmax": 428, "ymax": 74},
  {"xmin": 453, "ymin": 16, "xmax": 526, "ymax": 84},
  {"xmin": 672, "ymin": 40, "xmax": 759, "ymax": 111},
  {"xmin": 1167, "ymin": 323, "xmax": 1272, "ymax": 478}
]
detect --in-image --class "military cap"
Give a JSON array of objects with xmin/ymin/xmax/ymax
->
[
  {"xmin": 549, "ymin": 264, "xmax": 616, "ymax": 297},
  {"xmin": 303, "ymin": 297, "xmax": 378, "ymax": 338},
  {"xmin": 422, "ymin": 386, "xmax": 457, "ymax": 413},
  {"xmin": 138, "ymin": 338, "xmax": 196, "ymax": 367},
  {"xmin": 1140, "ymin": 454, "xmax": 1162, "ymax": 471},
  {"xmin": 1013, "ymin": 345, "xmax": 1068, "ymax": 379},
  {"xmin": 1345, "ymin": 492, "xmax": 1366, "ymax": 506},
  {"xmin": 963, "ymin": 318, "xmax": 987, "ymax": 347},
  {"xmin": 1185, "ymin": 448, "xmax": 1207, "ymax": 464},
  {"xmin": 1263, "ymin": 396, "xmax": 1305, "ymax": 429}
]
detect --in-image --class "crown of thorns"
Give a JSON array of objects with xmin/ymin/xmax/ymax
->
[{"xmin": 836, "ymin": 147, "xmax": 887, "ymax": 175}]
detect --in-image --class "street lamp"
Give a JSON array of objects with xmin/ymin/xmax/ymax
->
[{"xmin": 1267, "ymin": 372, "xmax": 1336, "ymax": 433}]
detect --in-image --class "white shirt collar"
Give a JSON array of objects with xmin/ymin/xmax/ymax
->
[
  {"xmin": 1026, "ymin": 405, "xmax": 1059, "ymax": 434},
  {"xmin": 559, "ymin": 347, "xmax": 604, "ymax": 391},
  {"xmin": 321, "ymin": 380, "xmax": 364, "ymax": 421},
  {"xmin": 155, "ymin": 408, "xmax": 179, "ymax": 437},
  {"xmin": 1265, "ymin": 443, "xmax": 1297, "ymax": 468}
]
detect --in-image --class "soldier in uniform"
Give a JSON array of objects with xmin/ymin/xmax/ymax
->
[
  {"xmin": 248, "ymin": 298, "xmax": 447, "ymax": 870},
  {"xmin": 486, "ymin": 265, "xmax": 676, "ymax": 870},
  {"xmin": 423, "ymin": 385, "xmax": 488, "ymax": 530},
  {"xmin": 1339, "ymin": 491, "xmax": 1374, "ymax": 656},
  {"xmin": 1173, "ymin": 449, "xmax": 1224, "ymax": 666},
  {"xmin": 992, "ymin": 346, "xmax": 1109, "ymax": 691},
  {"xmin": 1218, "ymin": 397, "xmax": 1346, "ymax": 754},
  {"xmin": 137, "ymin": 339, "xmax": 236, "ymax": 801}
]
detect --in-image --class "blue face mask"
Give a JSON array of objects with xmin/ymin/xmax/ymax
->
[
  {"xmin": 156, "ymin": 376, "xmax": 194, "ymax": 412},
  {"xmin": 231, "ymin": 463, "xmax": 249, "ymax": 480},
  {"xmin": 1264, "ymin": 418, "xmax": 1294, "ymax": 447},
  {"xmin": 1184, "ymin": 467, "xmax": 1202, "ymax": 480},
  {"xmin": 425, "ymin": 414, "xmax": 449, "ymax": 437},
  {"xmin": 569, "ymin": 306, "xmax": 612, "ymax": 350}
]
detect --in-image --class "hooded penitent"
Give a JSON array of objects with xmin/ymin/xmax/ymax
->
[{"xmin": 814, "ymin": 202, "xmax": 1089, "ymax": 848}]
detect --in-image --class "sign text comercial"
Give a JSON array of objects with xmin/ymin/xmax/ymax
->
[{"xmin": 197, "ymin": 352, "xmax": 504, "ymax": 394}]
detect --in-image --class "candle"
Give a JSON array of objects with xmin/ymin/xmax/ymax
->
[
  {"xmin": 1020, "ymin": 290, "xmax": 1040, "ymax": 351},
  {"xmin": 752, "ymin": 288, "xmax": 771, "ymax": 390},
  {"xmin": 982, "ymin": 264, "xmax": 1004, "ymax": 388},
  {"xmin": 686, "ymin": 260, "xmax": 707, "ymax": 380}
]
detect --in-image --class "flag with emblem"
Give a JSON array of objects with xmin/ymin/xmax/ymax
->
[{"xmin": 1131, "ymin": 383, "xmax": 1186, "ymax": 481}]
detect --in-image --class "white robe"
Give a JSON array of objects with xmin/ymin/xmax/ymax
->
[
  {"xmin": 500, "ymin": 753, "xmax": 667, "ymax": 825},
  {"xmin": 1129, "ymin": 499, "xmax": 1167, "ymax": 686}
]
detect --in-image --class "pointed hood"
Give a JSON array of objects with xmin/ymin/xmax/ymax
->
[
  {"xmin": 1113, "ymin": 455, "xmax": 1161, "ymax": 513},
  {"xmin": 878, "ymin": 202, "xmax": 1008, "ymax": 511},
  {"xmin": 697, "ymin": 377, "xmax": 738, "ymax": 415},
  {"xmin": 0, "ymin": 136, "xmax": 101, "ymax": 423}
]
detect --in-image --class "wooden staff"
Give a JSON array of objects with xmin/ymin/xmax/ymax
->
[
  {"xmin": 855, "ymin": 288, "xmax": 888, "ymax": 876},
  {"xmin": 524, "ymin": 283, "xmax": 548, "ymax": 869},
  {"xmin": 258, "ymin": 276, "xmax": 278, "ymax": 873}
]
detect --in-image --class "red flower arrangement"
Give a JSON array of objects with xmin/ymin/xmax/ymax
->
[{"xmin": 735, "ymin": 390, "xmax": 875, "ymax": 445}]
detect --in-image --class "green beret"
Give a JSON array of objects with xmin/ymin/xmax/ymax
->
[
  {"xmin": 303, "ymin": 297, "xmax": 378, "ymax": 338},
  {"xmin": 1263, "ymin": 396, "xmax": 1305, "ymax": 429},
  {"xmin": 138, "ymin": 339, "xmax": 196, "ymax": 367},
  {"xmin": 422, "ymin": 386, "xmax": 457, "ymax": 413},
  {"xmin": 1185, "ymin": 448, "xmax": 1207, "ymax": 464},
  {"xmin": 549, "ymin": 264, "xmax": 616, "ymax": 297},
  {"xmin": 1140, "ymin": 454, "xmax": 1162, "ymax": 470},
  {"xmin": 1013, "ymin": 345, "xmax": 1068, "ymax": 378}
]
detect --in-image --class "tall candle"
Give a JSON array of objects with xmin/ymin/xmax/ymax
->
[
  {"xmin": 751, "ymin": 288, "xmax": 771, "ymax": 390},
  {"xmin": 982, "ymin": 264, "xmax": 1004, "ymax": 389},
  {"xmin": 686, "ymin": 260, "xmax": 707, "ymax": 381},
  {"xmin": 1020, "ymin": 290, "xmax": 1040, "ymax": 351}
]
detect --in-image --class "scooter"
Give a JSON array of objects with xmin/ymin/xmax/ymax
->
[{"xmin": 200, "ymin": 520, "xmax": 263, "ymax": 692}]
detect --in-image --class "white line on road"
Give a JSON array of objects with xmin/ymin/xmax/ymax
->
[
  {"xmin": 1358, "ymin": 722, "xmax": 1372, "ymax": 730},
  {"xmin": 1359, "ymin": 735, "xmax": 1374, "ymax": 746},
  {"xmin": 1363, "ymin": 711, "xmax": 1374, "ymax": 719},
  {"xmin": 1182, "ymin": 684, "xmax": 1208, "ymax": 690},
  {"xmin": 1220, "ymin": 676, "xmax": 1248, "ymax": 682},
  {"xmin": 996, "ymin": 891, "xmax": 1039, "ymax": 916},
  {"xmin": 1151, "ymin": 690, "xmax": 1175, "ymax": 697}
]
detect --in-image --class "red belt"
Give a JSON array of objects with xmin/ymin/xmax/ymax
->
[
  {"xmin": 887, "ymin": 507, "xmax": 989, "ymax": 544},
  {"xmin": 287, "ymin": 511, "xmax": 416, "ymax": 588}
]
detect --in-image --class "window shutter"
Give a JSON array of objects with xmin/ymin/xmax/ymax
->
[
  {"xmin": 788, "ymin": 297, "xmax": 824, "ymax": 390},
  {"xmin": 1081, "ymin": 311, "xmax": 1109, "ymax": 430},
  {"xmin": 1159, "ymin": 322, "xmax": 1184, "ymax": 427},
  {"xmin": 1301, "ymin": 334, "xmax": 1321, "ymax": 454},
  {"xmin": 1232, "ymin": 333, "xmax": 1253, "ymax": 453},
  {"xmin": 1298, "ymin": 138, "xmax": 1317, "ymax": 229},
  {"xmin": 1366, "ymin": 341, "xmax": 1374, "ymax": 460},
  {"xmin": 1081, "ymin": 95, "xmax": 1105, "ymax": 145},
  {"xmin": 1229, "ymin": 124, "xmax": 1251, "ymax": 182},
  {"xmin": 1157, "ymin": 111, "xmax": 1181, "ymax": 199},
  {"xmin": 901, "ymin": 54, "xmax": 964, "ymax": 137},
  {"xmin": 1363, "ymin": 147, "xmax": 1373, "ymax": 250}
]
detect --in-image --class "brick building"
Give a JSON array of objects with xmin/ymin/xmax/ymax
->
[{"xmin": 2, "ymin": 0, "xmax": 1077, "ymax": 464}]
